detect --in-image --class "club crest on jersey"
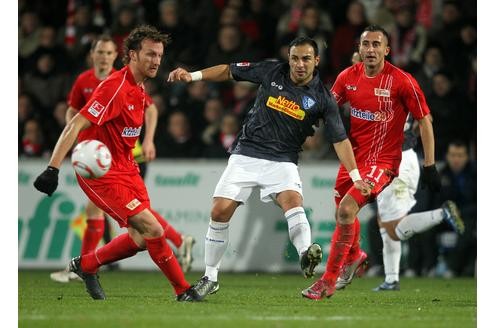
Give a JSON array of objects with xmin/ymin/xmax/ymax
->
[
  {"xmin": 266, "ymin": 95, "xmax": 305, "ymax": 120},
  {"xmin": 88, "ymin": 101, "xmax": 105, "ymax": 117},
  {"xmin": 302, "ymin": 96, "xmax": 316, "ymax": 109},
  {"xmin": 121, "ymin": 126, "xmax": 142, "ymax": 137},
  {"xmin": 374, "ymin": 88, "xmax": 391, "ymax": 97}
]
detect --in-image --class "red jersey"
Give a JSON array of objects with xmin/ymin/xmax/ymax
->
[
  {"xmin": 79, "ymin": 66, "xmax": 146, "ymax": 174},
  {"xmin": 331, "ymin": 61, "xmax": 429, "ymax": 171},
  {"xmin": 67, "ymin": 68, "xmax": 116, "ymax": 141}
]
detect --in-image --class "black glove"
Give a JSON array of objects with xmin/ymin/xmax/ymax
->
[
  {"xmin": 33, "ymin": 166, "xmax": 59, "ymax": 196},
  {"xmin": 421, "ymin": 164, "xmax": 441, "ymax": 192}
]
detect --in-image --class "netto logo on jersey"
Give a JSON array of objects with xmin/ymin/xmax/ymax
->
[
  {"xmin": 350, "ymin": 107, "xmax": 392, "ymax": 122},
  {"xmin": 121, "ymin": 126, "xmax": 142, "ymax": 137},
  {"xmin": 266, "ymin": 96, "xmax": 305, "ymax": 120}
]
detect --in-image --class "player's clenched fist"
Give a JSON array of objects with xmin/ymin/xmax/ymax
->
[
  {"xmin": 354, "ymin": 180, "xmax": 372, "ymax": 197},
  {"xmin": 167, "ymin": 68, "xmax": 191, "ymax": 82},
  {"xmin": 33, "ymin": 166, "xmax": 59, "ymax": 196}
]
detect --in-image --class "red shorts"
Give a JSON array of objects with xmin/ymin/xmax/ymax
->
[
  {"xmin": 334, "ymin": 164, "xmax": 397, "ymax": 208},
  {"xmin": 77, "ymin": 171, "xmax": 150, "ymax": 227}
]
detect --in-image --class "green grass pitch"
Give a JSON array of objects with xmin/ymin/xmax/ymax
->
[{"xmin": 19, "ymin": 270, "xmax": 476, "ymax": 328}]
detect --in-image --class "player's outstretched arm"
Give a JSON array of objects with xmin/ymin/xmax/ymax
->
[
  {"xmin": 167, "ymin": 64, "xmax": 232, "ymax": 83},
  {"xmin": 332, "ymin": 139, "xmax": 371, "ymax": 196},
  {"xmin": 33, "ymin": 114, "xmax": 91, "ymax": 196}
]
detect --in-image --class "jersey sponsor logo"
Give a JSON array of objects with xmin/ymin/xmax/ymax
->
[
  {"xmin": 270, "ymin": 81, "xmax": 283, "ymax": 90},
  {"xmin": 125, "ymin": 198, "xmax": 141, "ymax": 210},
  {"xmin": 266, "ymin": 96, "xmax": 305, "ymax": 120},
  {"xmin": 302, "ymin": 96, "xmax": 316, "ymax": 109},
  {"xmin": 83, "ymin": 88, "xmax": 93, "ymax": 93},
  {"xmin": 236, "ymin": 62, "xmax": 250, "ymax": 67},
  {"xmin": 88, "ymin": 101, "xmax": 105, "ymax": 117},
  {"xmin": 350, "ymin": 107, "xmax": 393, "ymax": 122},
  {"xmin": 121, "ymin": 126, "xmax": 142, "ymax": 137},
  {"xmin": 346, "ymin": 85, "xmax": 357, "ymax": 91},
  {"xmin": 374, "ymin": 88, "xmax": 391, "ymax": 97}
]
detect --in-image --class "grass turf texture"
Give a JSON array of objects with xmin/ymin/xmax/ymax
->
[{"xmin": 19, "ymin": 271, "xmax": 476, "ymax": 328}]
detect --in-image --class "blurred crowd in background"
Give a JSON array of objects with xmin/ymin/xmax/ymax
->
[{"xmin": 18, "ymin": 0, "xmax": 477, "ymax": 277}]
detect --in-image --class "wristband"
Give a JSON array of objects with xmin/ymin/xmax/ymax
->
[
  {"xmin": 190, "ymin": 71, "xmax": 202, "ymax": 81},
  {"xmin": 349, "ymin": 169, "xmax": 362, "ymax": 182}
]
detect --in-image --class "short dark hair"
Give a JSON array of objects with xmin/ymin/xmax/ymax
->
[
  {"xmin": 90, "ymin": 34, "xmax": 117, "ymax": 51},
  {"xmin": 288, "ymin": 36, "xmax": 319, "ymax": 57},
  {"xmin": 362, "ymin": 25, "xmax": 390, "ymax": 45},
  {"xmin": 123, "ymin": 25, "xmax": 171, "ymax": 64}
]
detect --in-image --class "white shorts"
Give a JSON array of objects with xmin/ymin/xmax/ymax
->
[
  {"xmin": 376, "ymin": 149, "xmax": 420, "ymax": 222},
  {"xmin": 213, "ymin": 154, "xmax": 303, "ymax": 204}
]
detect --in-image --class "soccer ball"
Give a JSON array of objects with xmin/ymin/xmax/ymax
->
[{"xmin": 71, "ymin": 140, "xmax": 112, "ymax": 179}]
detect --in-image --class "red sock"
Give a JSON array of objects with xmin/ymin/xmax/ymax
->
[
  {"xmin": 145, "ymin": 235, "xmax": 190, "ymax": 295},
  {"xmin": 81, "ymin": 218, "xmax": 105, "ymax": 255},
  {"xmin": 150, "ymin": 208, "xmax": 182, "ymax": 248},
  {"xmin": 81, "ymin": 233, "xmax": 142, "ymax": 273},
  {"xmin": 346, "ymin": 219, "xmax": 361, "ymax": 262},
  {"xmin": 322, "ymin": 222, "xmax": 356, "ymax": 283}
]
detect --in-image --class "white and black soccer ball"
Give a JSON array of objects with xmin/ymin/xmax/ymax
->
[{"xmin": 71, "ymin": 140, "xmax": 112, "ymax": 179}]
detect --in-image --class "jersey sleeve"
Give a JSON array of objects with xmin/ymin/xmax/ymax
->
[
  {"xmin": 144, "ymin": 93, "xmax": 154, "ymax": 107},
  {"xmin": 330, "ymin": 69, "xmax": 348, "ymax": 106},
  {"xmin": 399, "ymin": 71, "xmax": 430, "ymax": 119},
  {"xmin": 67, "ymin": 75, "xmax": 86, "ymax": 110},
  {"xmin": 321, "ymin": 89, "xmax": 348, "ymax": 143},
  {"xmin": 229, "ymin": 60, "xmax": 277, "ymax": 84},
  {"xmin": 79, "ymin": 77, "xmax": 123, "ymax": 126}
]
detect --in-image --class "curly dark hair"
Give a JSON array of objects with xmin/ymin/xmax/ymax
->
[{"xmin": 122, "ymin": 25, "xmax": 171, "ymax": 64}]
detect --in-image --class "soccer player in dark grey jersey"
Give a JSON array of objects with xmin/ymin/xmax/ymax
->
[{"xmin": 168, "ymin": 36, "xmax": 370, "ymax": 300}]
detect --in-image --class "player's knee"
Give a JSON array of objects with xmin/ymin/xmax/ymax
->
[
  {"xmin": 336, "ymin": 203, "xmax": 355, "ymax": 224},
  {"xmin": 210, "ymin": 206, "xmax": 231, "ymax": 222}
]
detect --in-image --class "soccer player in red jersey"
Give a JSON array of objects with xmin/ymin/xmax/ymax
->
[
  {"xmin": 34, "ymin": 25, "xmax": 200, "ymax": 301},
  {"xmin": 302, "ymin": 25, "xmax": 442, "ymax": 300}
]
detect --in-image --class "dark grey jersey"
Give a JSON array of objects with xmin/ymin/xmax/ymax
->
[
  {"xmin": 402, "ymin": 113, "xmax": 417, "ymax": 151},
  {"xmin": 229, "ymin": 61, "xmax": 347, "ymax": 164}
]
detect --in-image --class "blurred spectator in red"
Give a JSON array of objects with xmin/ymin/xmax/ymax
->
[
  {"xmin": 230, "ymin": 81, "xmax": 256, "ymax": 122},
  {"xmin": 387, "ymin": 5, "xmax": 427, "ymax": 70},
  {"xmin": 203, "ymin": 113, "xmax": 240, "ymax": 158},
  {"xmin": 331, "ymin": 1, "xmax": 368, "ymax": 75},
  {"xmin": 21, "ymin": 119, "xmax": 46, "ymax": 158}
]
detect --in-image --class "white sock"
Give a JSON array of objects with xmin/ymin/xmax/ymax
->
[
  {"xmin": 381, "ymin": 228, "xmax": 401, "ymax": 283},
  {"xmin": 204, "ymin": 219, "xmax": 229, "ymax": 282},
  {"xmin": 395, "ymin": 209, "xmax": 443, "ymax": 240},
  {"xmin": 285, "ymin": 206, "xmax": 311, "ymax": 257}
]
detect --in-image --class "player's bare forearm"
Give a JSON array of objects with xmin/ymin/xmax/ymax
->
[
  {"xmin": 418, "ymin": 115, "xmax": 435, "ymax": 166},
  {"xmin": 333, "ymin": 139, "xmax": 358, "ymax": 173},
  {"xmin": 143, "ymin": 104, "xmax": 158, "ymax": 161},
  {"xmin": 48, "ymin": 114, "xmax": 91, "ymax": 169},
  {"xmin": 144, "ymin": 104, "xmax": 158, "ymax": 144},
  {"xmin": 201, "ymin": 65, "xmax": 233, "ymax": 81},
  {"xmin": 65, "ymin": 107, "xmax": 78, "ymax": 125},
  {"xmin": 167, "ymin": 64, "xmax": 232, "ymax": 82}
]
